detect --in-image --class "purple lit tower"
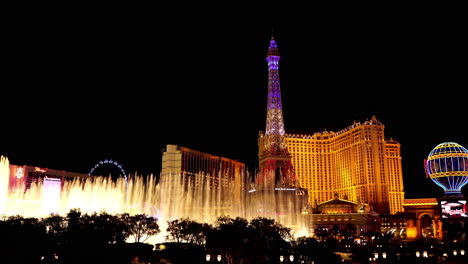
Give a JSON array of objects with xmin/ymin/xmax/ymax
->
[
  {"xmin": 248, "ymin": 36, "xmax": 310, "ymax": 229},
  {"xmin": 256, "ymin": 36, "xmax": 297, "ymax": 188}
]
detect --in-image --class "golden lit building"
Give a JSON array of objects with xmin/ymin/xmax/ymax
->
[
  {"xmin": 161, "ymin": 144, "xmax": 247, "ymax": 216},
  {"xmin": 403, "ymin": 198, "xmax": 443, "ymax": 240},
  {"xmin": 286, "ymin": 116, "xmax": 405, "ymax": 214},
  {"xmin": 306, "ymin": 193, "xmax": 380, "ymax": 237}
]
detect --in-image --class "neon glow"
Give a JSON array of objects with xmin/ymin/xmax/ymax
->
[
  {"xmin": 440, "ymin": 199, "xmax": 468, "ymax": 218},
  {"xmin": 425, "ymin": 142, "xmax": 468, "ymax": 196},
  {"xmin": 35, "ymin": 167, "xmax": 47, "ymax": 172}
]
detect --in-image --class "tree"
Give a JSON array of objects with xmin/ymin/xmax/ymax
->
[
  {"xmin": 292, "ymin": 237, "xmax": 319, "ymax": 263},
  {"xmin": 207, "ymin": 216, "xmax": 249, "ymax": 264},
  {"xmin": 85, "ymin": 211, "xmax": 129, "ymax": 244},
  {"xmin": 247, "ymin": 217, "xmax": 292, "ymax": 263},
  {"xmin": 205, "ymin": 216, "xmax": 292, "ymax": 264},
  {"xmin": 42, "ymin": 213, "xmax": 66, "ymax": 238},
  {"xmin": 121, "ymin": 213, "xmax": 160, "ymax": 243},
  {"xmin": 165, "ymin": 217, "xmax": 211, "ymax": 245},
  {"xmin": 1, "ymin": 215, "xmax": 48, "ymax": 263}
]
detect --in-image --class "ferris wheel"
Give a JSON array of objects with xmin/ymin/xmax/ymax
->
[{"xmin": 89, "ymin": 159, "xmax": 127, "ymax": 181}]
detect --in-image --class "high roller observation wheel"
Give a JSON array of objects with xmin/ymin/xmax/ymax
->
[{"xmin": 89, "ymin": 159, "xmax": 127, "ymax": 181}]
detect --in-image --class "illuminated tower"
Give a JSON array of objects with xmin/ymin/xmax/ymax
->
[
  {"xmin": 256, "ymin": 36, "xmax": 297, "ymax": 188},
  {"xmin": 248, "ymin": 36, "xmax": 310, "ymax": 234}
]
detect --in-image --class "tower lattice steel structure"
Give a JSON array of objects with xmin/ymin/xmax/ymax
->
[{"xmin": 256, "ymin": 36, "xmax": 298, "ymax": 188}]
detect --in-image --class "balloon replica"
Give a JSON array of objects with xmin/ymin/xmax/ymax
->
[{"xmin": 425, "ymin": 142, "xmax": 468, "ymax": 197}]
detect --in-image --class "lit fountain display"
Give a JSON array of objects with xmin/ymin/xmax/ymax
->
[
  {"xmin": 0, "ymin": 155, "xmax": 310, "ymax": 242},
  {"xmin": 0, "ymin": 156, "xmax": 157, "ymax": 218},
  {"xmin": 0, "ymin": 36, "xmax": 314, "ymax": 245}
]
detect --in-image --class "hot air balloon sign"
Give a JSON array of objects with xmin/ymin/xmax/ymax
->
[{"xmin": 425, "ymin": 142, "xmax": 468, "ymax": 197}]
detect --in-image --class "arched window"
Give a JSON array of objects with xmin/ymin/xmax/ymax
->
[{"xmin": 420, "ymin": 214, "xmax": 434, "ymax": 238}]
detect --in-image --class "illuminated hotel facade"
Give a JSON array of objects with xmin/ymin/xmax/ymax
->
[
  {"xmin": 286, "ymin": 116, "xmax": 405, "ymax": 215},
  {"xmin": 7, "ymin": 163, "xmax": 92, "ymax": 191},
  {"xmin": 161, "ymin": 144, "xmax": 247, "ymax": 215}
]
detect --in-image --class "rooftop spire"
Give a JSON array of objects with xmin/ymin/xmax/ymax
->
[
  {"xmin": 257, "ymin": 35, "xmax": 300, "ymax": 188},
  {"xmin": 266, "ymin": 35, "xmax": 280, "ymax": 58},
  {"xmin": 264, "ymin": 35, "xmax": 284, "ymax": 136}
]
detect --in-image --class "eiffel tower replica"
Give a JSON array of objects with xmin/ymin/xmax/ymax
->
[{"xmin": 247, "ymin": 35, "xmax": 311, "ymax": 228}]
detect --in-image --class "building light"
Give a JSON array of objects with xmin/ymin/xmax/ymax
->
[
  {"xmin": 34, "ymin": 167, "xmax": 47, "ymax": 172},
  {"xmin": 16, "ymin": 167, "xmax": 24, "ymax": 178}
]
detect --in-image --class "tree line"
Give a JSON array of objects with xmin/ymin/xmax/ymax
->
[{"xmin": 0, "ymin": 209, "xmax": 342, "ymax": 264}]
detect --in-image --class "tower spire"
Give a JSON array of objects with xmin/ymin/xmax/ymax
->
[
  {"xmin": 248, "ymin": 36, "xmax": 310, "ymax": 228},
  {"xmin": 257, "ymin": 35, "xmax": 296, "ymax": 187},
  {"xmin": 265, "ymin": 36, "xmax": 284, "ymax": 136}
]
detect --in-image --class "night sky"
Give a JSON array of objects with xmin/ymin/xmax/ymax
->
[{"xmin": 2, "ymin": 5, "xmax": 467, "ymax": 198}]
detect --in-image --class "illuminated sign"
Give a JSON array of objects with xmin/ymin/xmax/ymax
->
[
  {"xmin": 34, "ymin": 167, "xmax": 47, "ymax": 172},
  {"xmin": 16, "ymin": 167, "xmax": 24, "ymax": 178},
  {"xmin": 440, "ymin": 199, "xmax": 468, "ymax": 218}
]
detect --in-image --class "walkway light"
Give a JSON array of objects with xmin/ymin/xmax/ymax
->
[
  {"xmin": 423, "ymin": 251, "xmax": 428, "ymax": 258},
  {"xmin": 217, "ymin": 254, "xmax": 221, "ymax": 262},
  {"xmin": 206, "ymin": 254, "xmax": 211, "ymax": 261},
  {"xmin": 453, "ymin": 250, "xmax": 457, "ymax": 256},
  {"xmin": 416, "ymin": 251, "xmax": 420, "ymax": 257},
  {"xmin": 289, "ymin": 255, "xmax": 294, "ymax": 262},
  {"xmin": 461, "ymin": 249, "xmax": 465, "ymax": 256},
  {"xmin": 279, "ymin": 255, "xmax": 284, "ymax": 262},
  {"xmin": 382, "ymin": 252, "xmax": 387, "ymax": 259}
]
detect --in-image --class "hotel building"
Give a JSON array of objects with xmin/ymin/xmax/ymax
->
[
  {"xmin": 286, "ymin": 116, "xmax": 405, "ymax": 215},
  {"xmin": 161, "ymin": 144, "xmax": 247, "ymax": 217},
  {"xmin": 7, "ymin": 163, "xmax": 92, "ymax": 191}
]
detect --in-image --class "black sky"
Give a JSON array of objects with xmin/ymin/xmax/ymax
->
[{"xmin": 2, "ymin": 4, "xmax": 467, "ymax": 198}]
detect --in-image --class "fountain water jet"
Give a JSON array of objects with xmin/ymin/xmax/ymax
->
[
  {"xmin": 0, "ymin": 156, "xmax": 158, "ymax": 218},
  {"xmin": 1, "ymin": 155, "xmax": 311, "ymax": 242}
]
